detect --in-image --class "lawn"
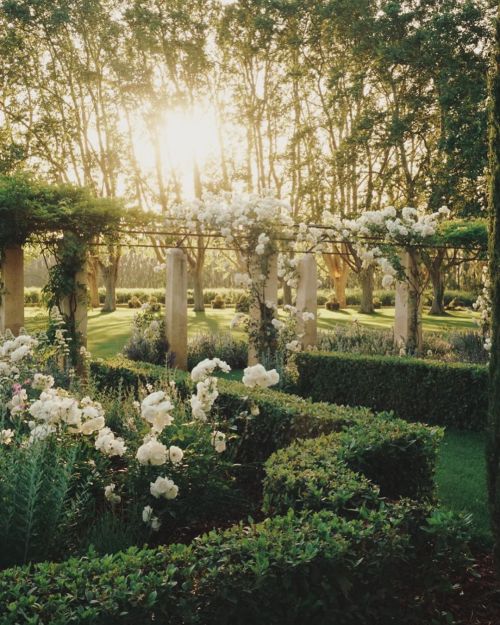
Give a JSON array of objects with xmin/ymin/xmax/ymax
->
[
  {"xmin": 436, "ymin": 430, "xmax": 490, "ymax": 544},
  {"xmin": 24, "ymin": 305, "xmax": 479, "ymax": 359}
]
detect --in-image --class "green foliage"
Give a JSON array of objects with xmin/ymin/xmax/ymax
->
[
  {"xmin": 0, "ymin": 355, "xmax": 473, "ymax": 624},
  {"xmin": 90, "ymin": 357, "xmax": 373, "ymax": 463},
  {"xmin": 0, "ymin": 438, "xmax": 95, "ymax": 568},
  {"xmin": 487, "ymin": 5, "xmax": 500, "ymax": 572},
  {"xmin": 235, "ymin": 292, "xmax": 250, "ymax": 312},
  {"xmin": 211, "ymin": 294, "xmax": 226, "ymax": 309},
  {"xmin": 0, "ymin": 505, "xmax": 472, "ymax": 625},
  {"xmin": 187, "ymin": 333, "xmax": 248, "ymax": 370},
  {"xmin": 295, "ymin": 352, "xmax": 488, "ymax": 430},
  {"xmin": 263, "ymin": 415, "xmax": 440, "ymax": 517},
  {"xmin": 436, "ymin": 218, "xmax": 488, "ymax": 250},
  {"xmin": 122, "ymin": 305, "xmax": 170, "ymax": 365},
  {"xmin": 0, "ymin": 174, "xmax": 124, "ymax": 250}
]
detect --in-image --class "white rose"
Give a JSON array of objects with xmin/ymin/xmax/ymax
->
[{"xmin": 136, "ymin": 438, "xmax": 168, "ymax": 466}]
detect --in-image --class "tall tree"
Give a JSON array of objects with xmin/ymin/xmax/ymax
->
[{"xmin": 487, "ymin": 2, "xmax": 500, "ymax": 573}]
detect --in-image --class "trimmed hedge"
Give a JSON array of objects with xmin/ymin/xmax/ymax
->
[
  {"xmin": 295, "ymin": 351, "xmax": 488, "ymax": 430},
  {"xmin": 0, "ymin": 357, "xmax": 468, "ymax": 624},
  {"xmin": 0, "ymin": 506, "xmax": 469, "ymax": 625},
  {"xmin": 263, "ymin": 416, "xmax": 441, "ymax": 516}
]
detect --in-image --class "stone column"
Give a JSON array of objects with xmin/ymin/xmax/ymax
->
[
  {"xmin": 394, "ymin": 250, "xmax": 423, "ymax": 354},
  {"xmin": 295, "ymin": 253, "xmax": 318, "ymax": 349},
  {"xmin": 248, "ymin": 254, "xmax": 278, "ymax": 365},
  {"xmin": 0, "ymin": 244, "xmax": 25, "ymax": 336},
  {"xmin": 165, "ymin": 248, "xmax": 188, "ymax": 370}
]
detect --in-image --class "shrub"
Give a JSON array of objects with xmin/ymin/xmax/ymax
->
[
  {"xmin": 147, "ymin": 296, "xmax": 162, "ymax": 312},
  {"xmin": 263, "ymin": 415, "xmax": 440, "ymax": 517},
  {"xmin": 325, "ymin": 296, "xmax": 340, "ymax": 311},
  {"xmin": 122, "ymin": 305, "xmax": 169, "ymax": 365},
  {"xmin": 235, "ymin": 293, "xmax": 250, "ymax": 313},
  {"xmin": 295, "ymin": 351, "xmax": 488, "ymax": 430},
  {"xmin": 24, "ymin": 287, "xmax": 42, "ymax": 305},
  {"xmin": 90, "ymin": 357, "xmax": 372, "ymax": 463},
  {"xmin": 188, "ymin": 333, "xmax": 248, "ymax": 370},
  {"xmin": 211, "ymin": 294, "xmax": 226, "ymax": 309},
  {"xmin": 127, "ymin": 296, "xmax": 142, "ymax": 308},
  {"xmin": 0, "ymin": 506, "xmax": 471, "ymax": 625},
  {"xmin": 0, "ymin": 354, "xmax": 472, "ymax": 625}
]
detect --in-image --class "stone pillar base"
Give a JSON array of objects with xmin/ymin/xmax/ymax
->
[
  {"xmin": 0, "ymin": 245, "xmax": 24, "ymax": 336},
  {"xmin": 165, "ymin": 249, "xmax": 188, "ymax": 370}
]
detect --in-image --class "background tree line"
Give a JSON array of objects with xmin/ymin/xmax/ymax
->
[{"xmin": 0, "ymin": 0, "xmax": 494, "ymax": 310}]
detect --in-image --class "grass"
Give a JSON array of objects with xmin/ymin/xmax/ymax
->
[
  {"xmin": 436, "ymin": 429, "xmax": 490, "ymax": 544},
  {"xmin": 24, "ymin": 305, "xmax": 479, "ymax": 359}
]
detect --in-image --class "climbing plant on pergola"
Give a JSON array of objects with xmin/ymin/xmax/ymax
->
[{"xmin": 0, "ymin": 174, "xmax": 126, "ymax": 365}]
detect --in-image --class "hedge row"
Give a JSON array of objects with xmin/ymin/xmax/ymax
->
[
  {"xmin": 263, "ymin": 415, "xmax": 441, "ymax": 518},
  {"xmin": 23, "ymin": 286, "xmax": 477, "ymax": 308},
  {"xmin": 295, "ymin": 351, "xmax": 488, "ymax": 430},
  {"xmin": 0, "ymin": 504, "xmax": 468, "ymax": 625},
  {"xmin": 0, "ymin": 358, "xmax": 468, "ymax": 624}
]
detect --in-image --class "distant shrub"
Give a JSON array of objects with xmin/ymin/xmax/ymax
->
[
  {"xmin": 123, "ymin": 304, "xmax": 169, "ymax": 365},
  {"xmin": 147, "ymin": 296, "xmax": 161, "ymax": 313},
  {"xmin": 235, "ymin": 293, "xmax": 250, "ymax": 313},
  {"xmin": 187, "ymin": 333, "xmax": 247, "ymax": 370},
  {"xmin": 24, "ymin": 287, "xmax": 42, "ymax": 305},
  {"xmin": 211, "ymin": 294, "xmax": 226, "ymax": 309},
  {"xmin": 325, "ymin": 295, "xmax": 340, "ymax": 311},
  {"xmin": 127, "ymin": 296, "xmax": 142, "ymax": 308}
]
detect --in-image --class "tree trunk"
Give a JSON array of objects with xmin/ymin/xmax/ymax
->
[
  {"xmin": 359, "ymin": 267, "xmax": 374, "ymax": 314},
  {"xmin": 101, "ymin": 265, "xmax": 117, "ymax": 312},
  {"xmin": 192, "ymin": 268, "xmax": 205, "ymax": 312},
  {"xmin": 282, "ymin": 282, "xmax": 292, "ymax": 306},
  {"xmin": 323, "ymin": 252, "xmax": 350, "ymax": 308},
  {"xmin": 88, "ymin": 264, "xmax": 100, "ymax": 308},
  {"xmin": 487, "ymin": 9, "xmax": 500, "ymax": 574},
  {"xmin": 429, "ymin": 266, "xmax": 446, "ymax": 315},
  {"xmin": 428, "ymin": 250, "xmax": 446, "ymax": 315}
]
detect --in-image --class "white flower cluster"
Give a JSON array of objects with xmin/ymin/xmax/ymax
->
[
  {"xmin": 28, "ymin": 388, "xmax": 107, "ymax": 436},
  {"xmin": 211, "ymin": 431, "xmax": 226, "ymax": 453},
  {"xmin": 95, "ymin": 427, "xmax": 127, "ymax": 457},
  {"xmin": 142, "ymin": 505, "xmax": 161, "ymax": 531},
  {"xmin": 320, "ymin": 205, "xmax": 451, "ymax": 286},
  {"xmin": 189, "ymin": 358, "xmax": 230, "ymax": 422},
  {"xmin": 278, "ymin": 255, "xmax": 299, "ymax": 289},
  {"xmin": 104, "ymin": 483, "xmax": 121, "ymax": 505},
  {"xmin": 242, "ymin": 364, "xmax": 280, "ymax": 388},
  {"xmin": 140, "ymin": 391, "xmax": 174, "ymax": 434},
  {"xmin": 0, "ymin": 333, "xmax": 38, "ymax": 377},
  {"xmin": 172, "ymin": 192, "xmax": 294, "ymax": 247},
  {"xmin": 0, "ymin": 428, "xmax": 14, "ymax": 445},
  {"xmin": 191, "ymin": 358, "xmax": 231, "ymax": 383}
]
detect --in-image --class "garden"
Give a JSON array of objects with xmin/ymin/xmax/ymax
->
[{"xmin": 1, "ymin": 1, "xmax": 500, "ymax": 624}]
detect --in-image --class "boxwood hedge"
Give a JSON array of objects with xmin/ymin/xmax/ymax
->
[
  {"xmin": 294, "ymin": 351, "xmax": 488, "ymax": 430},
  {"xmin": 0, "ymin": 358, "xmax": 470, "ymax": 625}
]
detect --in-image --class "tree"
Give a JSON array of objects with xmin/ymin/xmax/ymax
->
[{"xmin": 487, "ymin": 2, "xmax": 500, "ymax": 573}]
